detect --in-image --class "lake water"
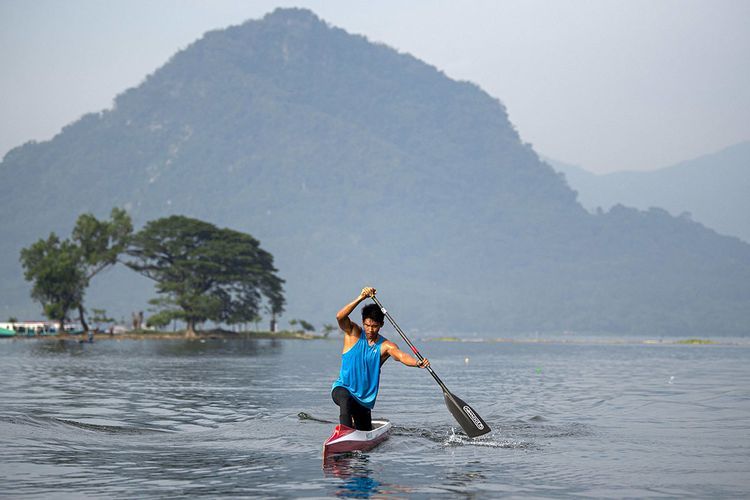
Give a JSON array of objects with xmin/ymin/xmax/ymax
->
[{"xmin": 1, "ymin": 336, "xmax": 749, "ymax": 498}]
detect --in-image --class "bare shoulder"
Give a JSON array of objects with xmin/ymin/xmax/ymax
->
[
  {"xmin": 345, "ymin": 322, "xmax": 362, "ymax": 338},
  {"xmin": 341, "ymin": 323, "xmax": 362, "ymax": 352},
  {"xmin": 382, "ymin": 339, "xmax": 399, "ymax": 352},
  {"xmin": 380, "ymin": 339, "xmax": 404, "ymax": 361}
]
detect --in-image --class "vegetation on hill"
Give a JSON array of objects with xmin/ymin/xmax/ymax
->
[{"xmin": 548, "ymin": 141, "xmax": 750, "ymax": 243}]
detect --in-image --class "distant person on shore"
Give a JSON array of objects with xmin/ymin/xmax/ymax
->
[{"xmin": 332, "ymin": 286, "xmax": 429, "ymax": 430}]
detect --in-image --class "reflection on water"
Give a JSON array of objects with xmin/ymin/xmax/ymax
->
[
  {"xmin": 323, "ymin": 452, "xmax": 421, "ymax": 498},
  {"xmin": 323, "ymin": 453, "xmax": 384, "ymax": 498},
  {"xmin": 26, "ymin": 336, "xmax": 285, "ymax": 357}
]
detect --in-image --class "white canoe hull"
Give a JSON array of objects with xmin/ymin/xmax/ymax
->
[{"xmin": 323, "ymin": 419, "xmax": 392, "ymax": 454}]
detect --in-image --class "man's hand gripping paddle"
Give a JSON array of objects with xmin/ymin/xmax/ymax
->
[{"xmin": 370, "ymin": 295, "xmax": 491, "ymax": 438}]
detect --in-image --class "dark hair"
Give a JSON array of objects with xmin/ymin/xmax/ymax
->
[{"xmin": 361, "ymin": 303, "xmax": 384, "ymax": 325}]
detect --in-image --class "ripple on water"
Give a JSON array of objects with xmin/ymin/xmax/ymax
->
[{"xmin": 2, "ymin": 338, "xmax": 749, "ymax": 498}]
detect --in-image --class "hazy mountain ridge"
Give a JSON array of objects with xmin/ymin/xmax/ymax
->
[
  {"xmin": 1, "ymin": 8, "xmax": 749, "ymax": 335},
  {"xmin": 547, "ymin": 141, "xmax": 750, "ymax": 242}
]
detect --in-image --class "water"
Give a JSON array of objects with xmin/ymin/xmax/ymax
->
[{"xmin": 1, "ymin": 336, "xmax": 749, "ymax": 498}]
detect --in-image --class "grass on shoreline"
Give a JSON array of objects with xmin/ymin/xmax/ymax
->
[{"xmin": 674, "ymin": 338, "xmax": 715, "ymax": 345}]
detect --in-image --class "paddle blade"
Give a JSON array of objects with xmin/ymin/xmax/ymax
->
[{"xmin": 443, "ymin": 391, "xmax": 491, "ymax": 438}]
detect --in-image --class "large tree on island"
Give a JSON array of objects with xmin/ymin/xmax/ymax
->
[
  {"xmin": 19, "ymin": 208, "xmax": 133, "ymax": 334},
  {"xmin": 125, "ymin": 216, "xmax": 285, "ymax": 337}
]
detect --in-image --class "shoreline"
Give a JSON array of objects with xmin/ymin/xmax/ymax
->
[
  {"xmin": 2, "ymin": 330, "xmax": 747, "ymax": 346},
  {"xmin": 1, "ymin": 329, "xmax": 320, "ymax": 341}
]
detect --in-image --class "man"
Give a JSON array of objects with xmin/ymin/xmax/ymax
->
[{"xmin": 332, "ymin": 286, "xmax": 429, "ymax": 431}]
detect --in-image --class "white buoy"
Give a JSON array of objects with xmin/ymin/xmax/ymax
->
[{"xmin": 464, "ymin": 357, "xmax": 470, "ymax": 365}]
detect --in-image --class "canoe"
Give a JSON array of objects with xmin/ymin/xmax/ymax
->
[
  {"xmin": 0, "ymin": 327, "xmax": 16, "ymax": 337},
  {"xmin": 323, "ymin": 419, "xmax": 391, "ymax": 454}
]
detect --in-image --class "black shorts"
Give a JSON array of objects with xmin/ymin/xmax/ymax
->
[{"xmin": 332, "ymin": 386, "xmax": 372, "ymax": 431}]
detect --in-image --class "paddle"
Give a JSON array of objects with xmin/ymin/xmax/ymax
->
[{"xmin": 370, "ymin": 295, "xmax": 491, "ymax": 438}]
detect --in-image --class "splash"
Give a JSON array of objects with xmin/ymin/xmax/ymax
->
[{"xmin": 442, "ymin": 427, "xmax": 536, "ymax": 449}]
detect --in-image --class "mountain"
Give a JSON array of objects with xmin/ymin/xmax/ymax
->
[
  {"xmin": 1, "ymin": 8, "xmax": 749, "ymax": 335},
  {"xmin": 547, "ymin": 142, "xmax": 750, "ymax": 242}
]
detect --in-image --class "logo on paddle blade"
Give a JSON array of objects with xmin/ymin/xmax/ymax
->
[{"xmin": 463, "ymin": 405, "xmax": 484, "ymax": 430}]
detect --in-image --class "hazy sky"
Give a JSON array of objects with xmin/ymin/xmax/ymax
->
[{"xmin": 1, "ymin": 0, "xmax": 748, "ymax": 173}]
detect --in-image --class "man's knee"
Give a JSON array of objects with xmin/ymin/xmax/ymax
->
[{"xmin": 332, "ymin": 386, "xmax": 353, "ymax": 407}]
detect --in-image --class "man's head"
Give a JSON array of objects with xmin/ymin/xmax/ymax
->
[
  {"xmin": 361, "ymin": 303, "xmax": 385, "ymax": 336},
  {"xmin": 362, "ymin": 303, "xmax": 385, "ymax": 325}
]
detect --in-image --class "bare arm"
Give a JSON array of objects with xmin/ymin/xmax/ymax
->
[
  {"xmin": 336, "ymin": 286, "xmax": 376, "ymax": 337},
  {"xmin": 382, "ymin": 340, "xmax": 429, "ymax": 368}
]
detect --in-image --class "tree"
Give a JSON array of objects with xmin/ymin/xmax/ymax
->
[
  {"xmin": 73, "ymin": 208, "xmax": 133, "ymax": 274},
  {"xmin": 145, "ymin": 312, "xmax": 173, "ymax": 330},
  {"xmin": 289, "ymin": 319, "xmax": 315, "ymax": 333},
  {"xmin": 322, "ymin": 323, "xmax": 336, "ymax": 338},
  {"xmin": 266, "ymin": 295, "xmax": 285, "ymax": 333},
  {"xmin": 146, "ymin": 297, "xmax": 181, "ymax": 330},
  {"xmin": 90, "ymin": 308, "xmax": 114, "ymax": 331},
  {"xmin": 298, "ymin": 319, "xmax": 315, "ymax": 332},
  {"xmin": 126, "ymin": 215, "xmax": 285, "ymax": 337},
  {"xmin": 20, "ymin": 234, "xmax": 86, "ymax": 334},
  {"xmin": 19, "ymin": 209, "xmax": 132, "ymax": 334},
  {"xmin": 71, "ymin": 208, "xmax": 133, "ymax": 331}
]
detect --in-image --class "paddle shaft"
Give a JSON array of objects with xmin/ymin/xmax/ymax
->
[{"xmin": 370, "ymin": 295, "xmax": 450, "ymax": 394}]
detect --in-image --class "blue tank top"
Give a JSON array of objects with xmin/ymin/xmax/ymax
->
[{"xmin": 331, "ymin": 332, "xmax": 386, "ymax": 409}]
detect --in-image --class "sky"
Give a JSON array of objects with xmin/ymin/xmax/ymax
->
[{"xmin": 1, "ymin": 0, "xmax": 748, "ymax": 174}]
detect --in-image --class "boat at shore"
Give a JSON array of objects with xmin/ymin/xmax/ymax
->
[
  {"xmin": 0, "ymin": 327, "xmax": 16, "ymax": 337},
  {"xmin": 323, "ymin": 419, "xmax": 392, "ymax": 455}
]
